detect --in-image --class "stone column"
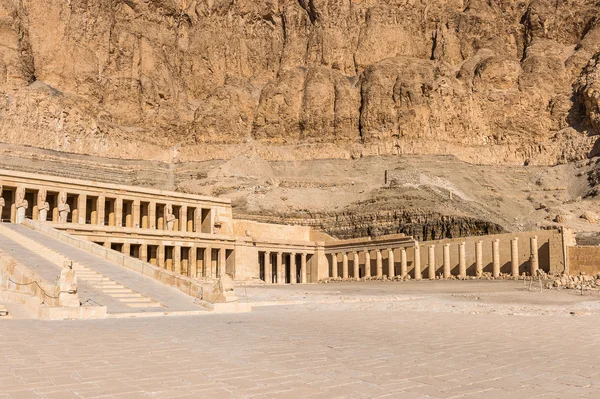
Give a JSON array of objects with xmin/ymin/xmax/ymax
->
[
  {"xmin": 376, "ymin": 250, "xmax": 383, "ymax": 278},
  {"xmin": 459, "ymin": 242, "xmax": 466, "ymax": 278},
  {"xmin": 204, "ymin": 247, "xmax": 211, "ymax": 278},
  {"xmin": 97, "ymin": 196, "xmax": 105, "ymax": 226},
  {"xmin": 103, "ymin": 241, "xmax": 111, "ymax": 249},
  {"xmin": 400, "ymin": 248, "xmax": 407, "ymax": 278},
  {"xmin": 443, "ymin": 243, "xmax": 451, "ymax": 279},
  {"xmin": 174, "ymin": 245, "xmax": 182, "ymax": 274},
  {"xmin": 218, "ymin": 248, "xmax": 226, "ymax": 277},
  {"xmin": 158, "ymin": 246, "xmax": 165, "ymax": 269},
  {"xmin": 342, "ymin": 252, "xmax": 349, "ymax": 279},
  {"xmin": 276, "ymin": 252, "xmax": 283, "ymax": 284},
  {"xmin": 122, "ymin": 243, "xmax": 130, "ymax": 257},
  {"xmin": 140, "ymin": 243, "xmax": 148, "ymax": 262},
  {"xmin": 330, "ymin": 253, "xmax": 338, "ymax": 278},
  {"xmin": 511, "ymin": 238, "xmax": 519, "ymax": 279},
  {"xmin": 263, "ymin": 251, "xmax": 273, "ymax": 284},
  {"xmin": 149, "ymin": 202, "xmax": 157, "ymax": 229},
  {"xmin": 77, "ymin": 194, "xmax": 87, "ymax": 224},
  {"xmin": 364, "ymin": 250, "xmax": 371, "ymax": 278},
  {"xmin": 428, "ymin": 245, "xmax": 436, "ymax": 280},
  {"xmin": 115, "ymin": 197, "xmax": 123, "ymax": 227},
  {"xmin": 353, "ymin": 251, "xmax": 359, "ymax": 279},
  {"xmin": 300, "ymin": 253, "xmax": 307, "ymax": 284},
  {"xmin": 264, "ymin": 251, "xmax": 272, "ymax": 284},
  {"xmin": 179, "ymin": 205, "xmax": 187, "ymax": 232},
  {"xmin": 132, "ymin": 199, "xmax": 141, "ymax": 228},
  {"xmin": 414, "ymin": 242, "xmax": 422, "ymax": 280},
  {"xmin": 476, "ymin": 241, "xmax": 483, "ymax": 277},
  {"xmin": 290, "ymin": 253, "xmax": 297, "ymax": 284},
  {"xmin": 188, "ymin": 247, "xmax": 197, "ymax": 277},
  {"xmin": 388, "ymin": 248, "xmax": 395, "ymax": 278},
  {"xmin": 530, "ymin": 236, "xmax": 539, "ymax": 276},
  {"xmin": 492, "ymin": 239, "xmax": 500, "ymax": 278}
]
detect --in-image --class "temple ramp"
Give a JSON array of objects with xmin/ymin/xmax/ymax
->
[{"xmin": 0, "ymin": 223, "xmax": 205, "ymax": 315}]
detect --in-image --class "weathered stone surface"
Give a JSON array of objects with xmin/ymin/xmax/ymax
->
[{"xmin": 0, "ymin": 1, "xmax": 598, "ymax": 165}]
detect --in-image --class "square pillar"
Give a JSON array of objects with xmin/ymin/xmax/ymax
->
[
  {"xmin": 342, "ymin": 252, "xmax": 349, "ymax": 279},
  {"xmin": 290, "ymin": 253, "xmax": 297, "ymax": 284},
  {"xmin": 133, "ymin": 199, "xmax": 141, "ymax": 228},
  {"xmin": 115, "ymin": 197, "xmax": 123, "ymax": 227},
  {"xmin": 376, "ymin": 250, "xmax": 383, "ymax": 278},
  {"xmin": 300, "ymin": 253, "xmax": 307, "ymax": 284},
  {"xmin": 149, "ymin": 202, "xmax": 156, "ymax": 229},
  {"xmin": 140, "ymin": 243, "xmax": 148, "ymax": 262},
  {"xmin": 158, "ymin": 245, "xmax": 165, "ymax": 269},
  {"xmin": 189, "ymin": 247, "xmax": 197, "ymax": 277},
  {"xmin": 204, "ymin": 247, "xmax": 212, "ymax": 278},
  {"xmin": 122, "ymin": 243, "xmax": 131, "ymax": 256},
  {"xmin": 77, "ymin": 194, "xmax": 87, "ymax": 224},
  {"xmin": 97, "ymin": 196, "xmax": 105, "ymax": 226},
  {"xmin": 276, "ymin": 252, "xmax": 283, "ymax": 284},
  {"xmin": 264, "ymin": 251, "xmax": 272, "ymax": 284},
  {"xmin": 180, "ymin": 205, "xmax": 188, "ymax": 232},
  {"xmin": 174, "ymin": 245, "xmax": 182, "ymax": 274},
  {"xmin": 218, "ymin": 248, "xmax": 226, "ymax": 277}
]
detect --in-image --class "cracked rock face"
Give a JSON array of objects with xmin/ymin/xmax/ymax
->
[
  {"xmin": 0, "ymin": 0, "xmax": 599, "ymax": 165},
  {"xmin": 580, "ymin": 53, "xmax": 600, "ymax": 132}
]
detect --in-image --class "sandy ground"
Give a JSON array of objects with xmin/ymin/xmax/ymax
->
[{"xmin": 239, "ymin": 280, "xmax": 600, "ymax": 317}]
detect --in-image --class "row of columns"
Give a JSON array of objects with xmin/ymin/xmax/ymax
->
[
  {"xmin": 330, "ymin": 247, "xmax": 410, "ymax": 279},
  {"xmin": 330, "ymin": 236, "xmax": 541, "ymax": 279},
  {"xmin": 104, "ymin": 241, "xmax": 230, "ymax": 279},
  {"xmin": 263, "ymin": 252, "xmax": 308, "ymax": 284},
  {"xmin": 1, "ymin": 184, "xmax": 214, "ymax": 233}
]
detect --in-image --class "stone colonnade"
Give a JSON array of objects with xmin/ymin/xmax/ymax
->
[
  {"xmin": 328, "ymin": 236, "xmax": 542, "ymax": 279},
  {"xmin": 0, "ymin": 181, "xmax": 220, "ymax": 235},
  {"xmin": 328, "ymin": 247, "xmax": 412, "ymax": 279},
  {"xmin": 261, "ymin": 251, "xmax": 308, "ymax": 285},
  {"xmin": 102, "ymin": 240, "xmax": 232, "ymax": 279}
]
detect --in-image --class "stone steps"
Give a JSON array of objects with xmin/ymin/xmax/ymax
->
[{"xmin": 0, "ymin": 224, "xmax": 163, "ymax": 310}]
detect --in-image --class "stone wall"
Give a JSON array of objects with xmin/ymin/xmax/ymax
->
[
  {"xmin": 233, "ymin": 219, "xmax": 315, "ymax": 242},
  {"xmin": 567, "ymin": 246, "xmax": 600, "ymax": 276}
]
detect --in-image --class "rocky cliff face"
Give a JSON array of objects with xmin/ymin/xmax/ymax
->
[{"xmin": 1, "ymin": 0, "xmax": 600, "ymax": 165}]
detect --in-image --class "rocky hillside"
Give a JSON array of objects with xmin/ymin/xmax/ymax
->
[{"xmin": 1, "ymin": 0, "xmax": 600, "ymax": 166}]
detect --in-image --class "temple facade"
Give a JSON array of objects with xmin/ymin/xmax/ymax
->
[{"xmin": 0, "ymin": 169, "xmax": 570, "ymax": 284}]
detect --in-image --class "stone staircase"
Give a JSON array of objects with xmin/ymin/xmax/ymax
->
[
  {"xmin": 0, "ymin": 224, "xmax": 162, "ymax": 309},
  {"xmin": 0, "ymin": 223, "xmax": 203, "ymax": 314}
]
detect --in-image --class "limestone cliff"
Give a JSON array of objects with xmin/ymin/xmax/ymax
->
[{"xmin": 1, "ymin": 0, "xmax": 600, "ymax": 166}]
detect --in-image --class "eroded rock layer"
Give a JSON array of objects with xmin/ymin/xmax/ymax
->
[{"xmin": 0, "ymin": 0, "xmax": 600, "ymax": 165}]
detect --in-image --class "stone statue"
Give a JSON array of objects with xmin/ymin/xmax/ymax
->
[
  {"xmin": 57, "ymin": 192, "xmax": 70, "ymax": 223},
  {"xmin": 0, "ymin": 185, "xmax": 4, "ymax": 222},
  {"xmin": 37, "ymin": 189, "xmax": 50, "ymax": 222},
  {"xmin": 15, "ymin": 186, "xmax": 28, "ymax": 223},
  {"xmin": 58, "ymin": 261, "xmax": 79, "ymax": 307},
  {"xmin": 165, "ymin": 204, "xmax": 176, "ymax": 231}
]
